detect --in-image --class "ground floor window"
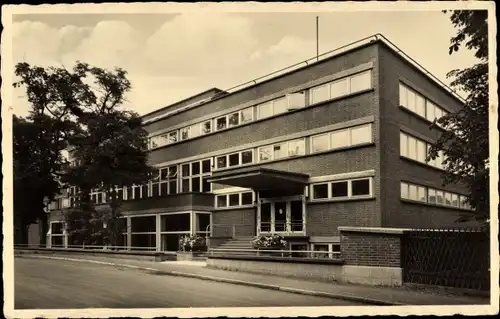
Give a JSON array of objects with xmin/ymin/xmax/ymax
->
[
  {"xmin": 49, "ymin": 221, "xmax": 66, "ymax": 248},
  {"xmin": 290, "ymin": 243, "xmax": 308, "ymax": 258},
  {"xmin": 311, "ymin": 243, "xmax": 340, "ymax": 259},
  {"xmin": 161, "ymin": 233, "xmax": 189, "ymax": 251},
  {"xmin": 130, "ymin": 215, "xmax": 156, "ymax": 250}
]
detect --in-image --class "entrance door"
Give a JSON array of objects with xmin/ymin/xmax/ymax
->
[{"xmin": 258, "ymin": 197, "xmax": 305, "ymax": 235}]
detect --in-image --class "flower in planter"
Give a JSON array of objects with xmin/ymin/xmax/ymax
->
[
  {"xmin": 180, "ymin": 235, "xmax": 207, "ymax": 252},
  {"xmin": 251, "ymin": 234, "xmax": 287, "ymax": 249}
]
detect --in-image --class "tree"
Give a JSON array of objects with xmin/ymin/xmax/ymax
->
[
  {"xmin": 427, "ymin": 10, "xmax": 489, "ymax": 222},
  {"xmin": 13, "ymin": 61, "xmax": 153, "ymax": 247}
]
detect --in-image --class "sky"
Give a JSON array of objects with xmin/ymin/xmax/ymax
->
[{"xmin": 10, "ymin": 10, "xmax": 480, "ymax": 117}]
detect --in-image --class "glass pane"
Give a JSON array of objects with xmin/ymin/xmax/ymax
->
[
  {"xmin": 418, "ymin": 186, "xmax": 427, "ymax": 202},
  {"xmin": 273, "ymin": 143, "xmax": 288, "ymax": 159},
  {"xmin": 259, "ymin": 146, "xmax": 272, "ymax": 162},
  {"xmin": 331, "ymin": 129, "xmax": 349, "ymax": 149},
  {"xmin": 416, "ymin": 140, "xmax": 426, "ymax": 163},
  {"xmin": 312, "ymin": 184, "xmax": 328, "ymax": 199},
  {"xmin": 190, "ymin": 124, "xmax": 201, "ymax": 138},
  {"xmin": 426, "ymin": 100, "xmax": 435, "ymax": 121},
  {"xmin": 444, "ymin": 192, "xmax": 452, "ymax": 206},
  {"xmin": 192, "ymin": 177, "xmax": 201, "ymax": 192},
  {"xmin": 168, "ymin": 131, "xmax": 178, "ymax": 143},
  {"xmin": 169, "ymin": 166, "xmax": 178, "ymax": 177},
  {"xmin": 216, "ymin": 156, "xmax": 227, "ymax": 169},
  {"xmin": 274, "ymin": 201, "xmax": 287, "ymax": 232},
  {"xmin": 273, "ymin": 98, "xmax": 287, "ymax": 115},
  {"xmin": 182, "ymin": 179, "xmax": 190, "ymax": 193},
  {"xmin": 332, "ymin": 181, "xmax": 349, "ymax": 197},
  {"xmin": 161, "ymin": 213, "xmax": 190, "ymax": 232},
  {"xmin": 131, "ymin": 234, "xmax": 156, "ymax": 249},
  {"xmin": 311, "ymin": 134, "xmax": 330, "ymax": 153},
  {"xmin": 290, "ymin": 200, "xmax": 303, "ymax": 232},
  {"xmin": 451, "ymin": 194, "xmax": 459, "ymax": 207},
  {"xmin": 408, "ymin": 136, "xmax": 417, "ymax": 160},
  {"xmin": 152, "ymin": 183, "xmax": 159, "ymax": 197},
  {"xmin": 229, "ymin": 194, "xmax": 240, "ymax": 207},
  {"xmin": 160, "ymin": 182, "xmax": 168, "ymax": 196},
  {"xmin": 202, "ymin": 121, "xmax": 211, "ymax": 134},
  {"xmin": 257, "ymin": 102, "xmax": 273, "ymax": 119},
  {"xmin": 217, "ymin": 195, "xmax": 227, "ymax": 208},
  {"xmin": 202, "ymin": 159, "xmax": 211, "ymax": 173},
  {"xmin": 130, "ymin": 216, "xmax": 156, "ymax": 233},
  {"xmin": 428, "ymin": 189, "xmax": 436, "ymax": 203},
  {"xmin": 260, "ymin": 203, "xmax": 271, "ymax": 232},
  {"xmin": 415, "ymin": 94, "xmax": 426, "ymax": 117},
  {"xmin": 330, "ymin": 78, "xmax": 349, "ymax": 98},
  {"xmin": 228, "ymin": 153, "xmax": 240, "ymax": 166},
  {"xmin": 350, "ymin": 124, "xmax": 371, "ymax": 145},
  {"xmin": 228, "ymin": 112, "xmax": 239, "ymax": 127},
  {"xmin": 399, "ymin": 84, "xmax": 407, "ymax": 107},
  {"xmin": 182, "ymin": 164, "xmax": 190, "ymax": 177},
  {"xmin": 241, "ymin": 150, "xmax": 253, "ymax": 164},
  {"xmin": 191, "ymin": 161, "xmax": 200, "ymax": 175},
  {"xmin": 400, "ymin": 133, "xmax": 408, "ymax": 157},
  {"xmin": 52, "ymin": 222, "xmax": 64, "ymax": 234},
  {"xmin": 401, "ymin": 183, "xmax": 408, "ymax": 199},
  {"xmin": 436, "ymin": 191, "xmax": 444, "ymax": 204},
  {"xmin": 161, "ymin": 234, "xmax": 184, "ymax": 252},
  {"xmin": 409, "ymin": 184, "xmax": 418, "ymax": 200},
  {"xmin": 241, "ymin": 192, "xmax": 253, "ymax": 205},
  {"xmin": 288, "ymin": 139, "xmax": 305, "ymax": 157},
  {"xmin": 180, "ymin": 127, "xmax": 190, "ymax": 140},
  {"xmin": 241, "ymin": 107, "xmax": 253, "ymax": 124},
  {"xmin": 196, "ymin": 213, "xmax": 211, "ymax": 232},
  {"xmin": 311, "ymin": 84, "xmax": 330, "ymax": 104},
  {"xmin": 216, "ymin": 117, "xmax": 227, "ymax": 130},
  {"xmin": 202, "ymin": 177, "xmax": 211, "ymax": 193},
  {"xmin": 350, "ymin": 71, "xmax": 371, "ymax": 92},
  {"xmin": 407, "ymin": 89, "xmax": 416, "ymax": 112},
  {"xmin": 169, "ymin": 181, "xmax": 177, "ymax": 194}
]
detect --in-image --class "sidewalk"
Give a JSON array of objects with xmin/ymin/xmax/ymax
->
[{"xmin": 19, "ymin": 253, "xmax": 490, "ymax": 306}]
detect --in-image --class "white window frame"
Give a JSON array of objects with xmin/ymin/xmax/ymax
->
[
  {"xmin": 181, "ymin": 159, "xmax": 212, "ymax": 193},
  {"xmin": 215, "ymin": 191, "xmax": 255, "ymax": 208},
  {"xmin": 311, "ymin": 243, "xmax": 340, "ymax": 259},
  {"xmin": 201, "ymin": 120, "xmax": 212, "ymax": 135},
  {"xmin": 240, "ymin": 107, "xmax": 254, "ymax": 124},
  {"xmin": 216, "ymin": 116, "xmax": 228, "ymax": 131}
]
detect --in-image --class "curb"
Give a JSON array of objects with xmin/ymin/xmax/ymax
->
[{"xmin": 18, "ymin": 254, "xmax": 403, "ymax": 306}]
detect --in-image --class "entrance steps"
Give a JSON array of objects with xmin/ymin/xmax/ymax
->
[{"xmin": 210, "ymin": 236, "xmax": 257, "ymax": 255}]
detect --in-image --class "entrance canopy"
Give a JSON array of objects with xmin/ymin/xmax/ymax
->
[{"xmin": 208, "ymin": 167, "xmax": 309, "ymax": 194}]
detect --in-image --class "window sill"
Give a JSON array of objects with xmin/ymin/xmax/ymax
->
[
  {"xmin": 401, "ymin": 198, "xmax": 473, "ymax": 212},
  {"xmin": 308, "ymin": 196, "xmax": 375, "ymax": 204},
  {"xmin": 400, "ymin": 155, "xmax": 445, "ymax": 172},
  {"xmin": 148, "ymin": 88, "xmax": 375, "ymax": 153},
  {"xmin": 214, "ymin": 205, "xmax": 256, "ymax": 211}
]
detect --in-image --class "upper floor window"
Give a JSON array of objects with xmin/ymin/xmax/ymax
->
[
  {"xmin": 310, "ymin": 177, "xmax": 372, "ymax": 201},
  {"xmin": 401, "ymin": 181, "xmax": 472, "ymax": 210},
  {"xmin": 216, "ymin": 149, "xmax": 254, "ymax": 169},
  {"xmin": 310, "ymin": 123, "xmax": 372, "ymax": 154},
  {"xmin": 310, "ymin": 70, "xmax": 372, "ymax": 105},
  {"xmin": 215, "ymin": 191, "xmax": 255, "ymax": 208},
  {"xmin": 400, "ymin": 132, "xmax": 446, "ymax": 169},
  {"xmin": 258, "ymin": 138, "xmax": 306, "ymax": 163},
  {"xmin": 181, "ymin": 159, "xmax": 212, "ymax": 193},
  {"xmin": 399, "ymin": 83, "xmax": 449, "ymax": 126}
]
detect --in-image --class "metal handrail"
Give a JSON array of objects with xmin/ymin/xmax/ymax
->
[
  {"xmin": 209, "ymin": 248, "xmax": 342, "ymax": 259},
  {"xmin": 14, "ymin": 244, "xmax": 157, "ymax": 251}
]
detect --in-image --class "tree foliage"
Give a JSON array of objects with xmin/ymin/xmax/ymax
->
[
  {"xmin": 428, "ymin": 10, "xmax": 489, "ymax": 221},
  {"xmin": 13, "ymin": 61, "xmax": 153, "ymax": 246}
]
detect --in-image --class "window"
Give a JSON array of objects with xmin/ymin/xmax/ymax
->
[
  {"xmin": 444, "ymin": 192, "xmax": 452, "ymax": 206},
  {"xmin": 400, "ymin": 133, "xmax": 408, "ymax": 157},
  {"xmin": 257, "ymin": 101, "xmax": 273, "ymax": 119},
  {"xmin": 168, "ymin": 131, "xmax": 178, "ymax": 144},
  {"xmin": 312, "ymin": 184, "xmax": 328, "ymax": 199},
  {"xmin": 311, "ymin": 134, "xmax": 330, "ymax": 153},
  {"xmin": 401, "ymin": 182, "xmax": 409, "ymax": 199},
  {"xmin": 331, "ymin": 129, "xmax": 349, "ymax": 149},
  {"xmin": 350, "ymin": 124, "xmax": 372, "ymax": 145},
  {"xmin": 241, "ymin": 150, "xmax": 253, "ymax": 164},
  {"xmin": 216, "ymin": 191, "xmax": 254, "ymax": 208},
  {"xmin": 311, "ymin": 177, "xmax": 373, "ymax": 201},
  {"xmin": 428, "ymin": 188, "xmax": 436, "ymax": 204},
  {"xmin": 310, "ymin": 84, "xmax": 330, "ymax": 104},
  {"xmin": 330, "ymin": 78, "xmax": 349, "ymax": 98},
  {"xmin": 180, "ymin": 127, "xmax": 190, "ymax": 140},
  {"xmin": 216, "ymin": 116, "xmax": 227, "ymax": 131},
  {"xmin": 228, "ymin": 153, "xmax": 240, "ymax": 167},
  {"xmin": 415, "ymin": 94, "xmax": 426, "ymax": 118},
  {"xmin": 241, "ymin": 107, "xmax": 253, "ymax": 124},
  {"xmin": 331, "ymin": 181, "xmax": 349, "ymax": 197},
  {"xmin": 436, "ymin": 191, "xmax": 444, "ymax": 204},
  {"xmin": 150, "ymin": 169, "xmax": 161, "ymax": 197},
  {"xmin": 349, "ymin": 71, "xmax": 371, "ymax": 93},
  {"xmin": 228, "ymin": 112, "xmax": 240, "ymax": 127},
  {"xmin": 288, "ymin": 139, "xmax": 305, "ymax": 157},
  {"xmin": 401, "ymin": 132, "xmax": 445, "ymax": 170},
  {"xmin": 400, "ymin": 83, "xmax": 449, "ymax": 126},
  {"xmin": 181, "ymin": 159, "xmax": 212, "ymax": 193},
  {"xmin": 416, "ymin": 140, "xmax": 426, "ymax": 163},
  {"xmin": 273, "ymin": 143, "xmax": 288, "ymax": 160},
  {"xmin": 201, "ymin": 120, "xmax": 212, "ymax": 134},
  {"xmin": 273, "ymin": 97, "xmax": 287, "ymax": 115},
  {"xmin": 286, "ymin": 92, "xmax": 306, "ymax": 110},
  {"xmin": 417, "ymin": 186, "xmax": 427, "ymax": 202},
  {"xmin": 259, "ymin": 146, "xmax": 272, "ymax": 162},
  {"xmin": 451, "ymin": 194, "xmax": 459, "ymax": 207},
  {"xmin": 217, "ymin": 150, "xmax": 254, "ymax": 169}
]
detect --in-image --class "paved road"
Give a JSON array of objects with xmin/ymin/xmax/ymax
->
[{"xmin": 15, "ymin": 257, "xmax": 361, "ymax": 308}]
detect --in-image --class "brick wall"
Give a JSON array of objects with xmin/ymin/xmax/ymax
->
[
  {"xmin": 339, "ymin": 227, "xmax": 403, "ymax": 267},
  {"xmin": 376, "ymin": 42, "xmax": 470, "ymax": 229},
  {"xmin": 307, "ymin": 200, "xmax": 380, "ymax": 236},
  {"xmin": 211, "ymin": 208, "xmax": 256, "ymax": 237}
]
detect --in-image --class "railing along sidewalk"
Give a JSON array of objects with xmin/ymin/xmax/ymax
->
[{"xmin": 209, "ymin": 248, "xmax": 341, "ymax": 259}]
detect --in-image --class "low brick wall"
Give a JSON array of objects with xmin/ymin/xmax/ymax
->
[{"xmin": 15, "ymin": 248, "xmax": 177, "ymax": 262}]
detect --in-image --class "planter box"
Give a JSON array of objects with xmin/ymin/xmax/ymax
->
[{"xmin": 176, "ymin": 251, "xmax": 207, "ymax": 261}]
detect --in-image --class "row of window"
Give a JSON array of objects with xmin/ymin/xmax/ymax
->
[
  {"xmin": 399, "ymin": 83, "xmax": 449, "ymax": 126},
  {"xmin": 400, "ymin": 132, "xmax": 446, "ymax": 170},
  {"xmin": 311, "ymin": 123, "xmax": 372, "ymax": 154},
  {"xmin": 400, "ymin": 182, "xmax": 472, "ymax": 210},
  {"xmin": 311, "ymin": 177, "xmax": 372, "ymax": 200},
  {"xmin": 215, "ymin": 191, "xmax": 255, "ymax": 208},
  {"xmin": 147, "ymin": 70, "xmax": 373, "ymax": 150}
]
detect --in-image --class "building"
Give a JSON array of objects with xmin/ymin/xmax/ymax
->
[{"xmin": 46, "ymin": 34, "xmax": 474, "ymax": 253}]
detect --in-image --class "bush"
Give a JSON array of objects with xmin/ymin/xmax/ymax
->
[
  {"xmin": 180, "ymin": 235, "xmax": 207, "ymax": 252},
  {"xmin": 251, "ymin": 234, "xmax": 287, "ymax": 249}
]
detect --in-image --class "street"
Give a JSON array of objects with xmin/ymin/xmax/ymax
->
[{"xmin": 14, "ymin": 257, "xmax": 362, "ymax": 308}]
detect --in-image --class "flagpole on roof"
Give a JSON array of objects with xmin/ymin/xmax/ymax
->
[{"xmin": 316, "ymin": 16, "xmax": 319, "ymax": 62}]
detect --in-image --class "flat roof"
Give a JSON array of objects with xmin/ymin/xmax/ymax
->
[{"xmin": 142, "ymin": 33, "xmax": 466, "ymax": 125}]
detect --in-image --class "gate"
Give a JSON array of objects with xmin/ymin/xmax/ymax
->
[{"xmin": 401, "ymin": 227, "xmax": 490, "ymax": 290}]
